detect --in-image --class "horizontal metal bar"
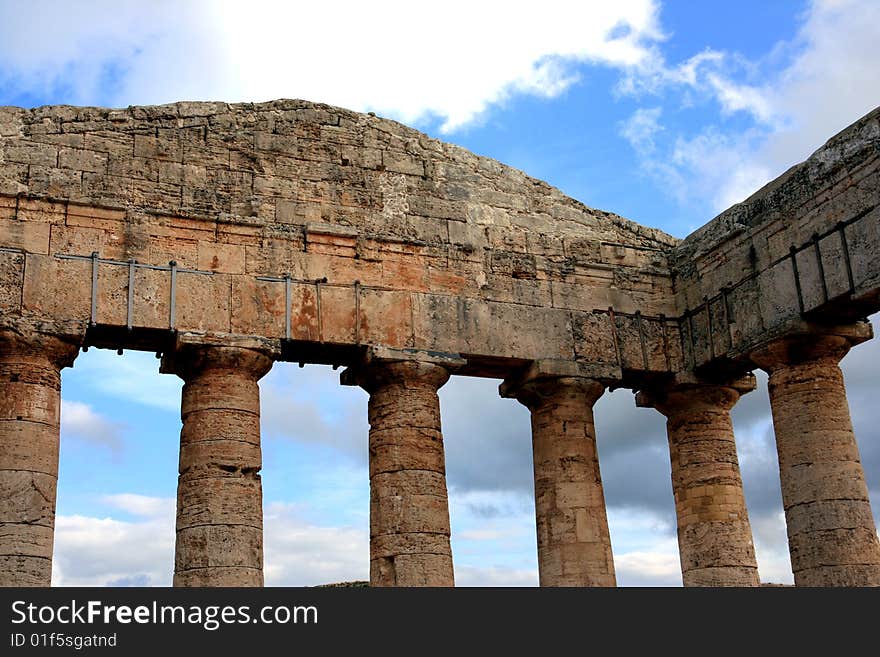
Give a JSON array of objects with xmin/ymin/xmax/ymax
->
[
  {"xmin": 257, "ymin": 275, "xmax": 329, "ymax": 284},
  {"xmin": 57, "ymin": 254, "xmax": 129, "ymax": 264},
  {"xmin": 600, "ymin": 240, "xmax": 666, "ymax": 253},
  {"xmin": 55, "ymin": 253, "xmax": 211, "ymax": 275},
  {"xmin": 256, "ymin": 275, "xmax": 398, "ymax": 293}
]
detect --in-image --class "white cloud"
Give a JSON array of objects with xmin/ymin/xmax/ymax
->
[
  {"xmin": 750, "ymin": 511, "xmax": 794, "ymax": 585},
  {"xmin": 52, "ymin": 494, "xmax": 370, "ymax": 586},
  {"xmin": 614, "ymin": 548, "xmax": 681, "ymax": 586},
  {"xmin": 606, "ymin": 507, "xmax": 682, "ymax": 586},
  {"xmin": 761, "ymin": 0, "xmax": 880, "ymax": 162},
  {"xmin": 705, "ymin": 73, "xmax": 775, "ymax": 123},
  {"xmin": 669, "ymin": 128, "xmax": 773, "ymax": 212},
  {"xmin": 64, "ymin": 348, "xmax": 181, "ymax": 412},
  {"xmin": 60, "ymin": 399, "xmax": 126, "ymax": 454},
  {"xmin": 260, "ymin": 364, "xmax": 367, "ymax": 461},
  {"xmin": 618, "ymin": 118, "xmax": 773, "ymax": 218},
  {"xmin": 455, "ymin": 565, "xmax": 538, "ymax": 587},
  {"xmin": 103, "ymin": 493, "xmax": 175, "ymax": 518},
  {"xmin": 0, "ymin": 0, "xmax": 664, "ymax": 132},
  {"xmin": 263, "ymin": 502, "xmax": 368, "ymax": 586},
  {"xmin": 52, "ymin": 499, "xmax": 175, "ymax": 586},
  {"xmin": 619, "ymin": 106, "xmax": 664, "ymax": 153},
  {"xmin": 621, "ymin": 0, "xmax": 880, "ymax": 219}
]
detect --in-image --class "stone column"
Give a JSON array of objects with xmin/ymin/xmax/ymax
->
[
  {"xmin": 636, "ymin": 376, "xmax": 760, "ymax": 586},
  {"xmin": 161, "ymin": 346, "xmax": 273, "ymax": 587},
  {"xmin": 752, "ymin": 331, "xmax": 880, "ymax": 586},
  {"xmin": 0, "ymin": 330, "xmax": 78, "ymax": 586},
  {"xmin": 501, "ymin": 370, "xmax": 616, "ymax": 587},
  {"xmin": 343, "ymin": 357, "xmax": 455, "ymax": 587}
]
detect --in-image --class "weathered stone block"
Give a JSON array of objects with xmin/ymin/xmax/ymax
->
[
  {"xmin": 197, "ymin": 241, "xmax": 245, "ymax": 274},
  {"xmin": 0, "ymin": 218, "xmax": 49, "ymax": 254},
  {"xmin": 22, "ymin": 254, "xmax": 90, "ymax": 320}
]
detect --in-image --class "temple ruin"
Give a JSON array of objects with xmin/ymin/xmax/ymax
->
[{"xmin": 1, "ymin": 100, "xmax": 878, "ymax": 587}]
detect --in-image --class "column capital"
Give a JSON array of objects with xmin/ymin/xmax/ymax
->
[
  {"xmin": 160, "ymin": 345, "xmax": 273, "ymax": 382},
  {"xmin": 499, "ymin": 359, "xmax": 612, "ymax": 410},
  {"xmin": 340, "ymin": 346, "xmax": 462, "ymax": 392},
  {"xmin": 635, "ymin": 373, "xmax": 755, "ymax": 417},
  {"xmin": 0, "ymin": 329, "xmax": 79, "ymax": 368},
  {"xmin": 501, "ymin": 375, "xmax": 604, "ymax": 411},
  {"xmin": 341, "ymin": 359, "xmax": 451, "ymax": 393},
  {"xmin": 750, "ymin": 322, "xmax": 872, "ymax": 372}
]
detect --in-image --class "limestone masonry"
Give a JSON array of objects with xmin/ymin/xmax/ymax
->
[{"xmin": 1, "ymin": 99, "xmax": 878, "ymax": 587}]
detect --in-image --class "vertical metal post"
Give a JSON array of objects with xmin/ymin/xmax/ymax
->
[
  {"xmin": 705, "ymin": 297, "xmax": 715, "ymax": 360},
  {"xmin": 838, "ymin": 222, "xmax": 856, "ymax": 295},
  {"xmin": 635, "ymin": 310, "xmax": 649, "ymax": 370},
  {"xmin": 284, "ymin": 272, "xmax": 292, "ymax": 341},
  {"xmin": 126, "ymin": 258, "xmax": 135, "ymax": 331},
  {"xmin": 608, "ymin": 307, "xmax": 622, "ymax": 368},
  {"xmin": 89, "ymin": 251, "xmax": 99, "ymax": 327},
  {"xmin": 686, "ymin": 309, "xmax": 697, "ymax": 368},
  {"xmin": 678, "ymin": 310, "xmax": 691, "ymax": 370},
  {"xmin": 790, "ymin": 247, "xmax": 805, "ymax": 314},
  {"xmin": 659, "ymin": 313, "xmax": 671, "ymax": 370},
  {"xmin": 315, "ymin": 278, "xmax": 324, "ymax": 343},
  {"xmin": 354, "ymin": 280, "xmax": 362, "ymax": 344},
  {"xmin": 812, "ymin": 233, "xmax": 828, "ymax": 304},
  {"xmin": 721, "ymin": 286, "xmax": 732, "ymax": 325},
  {"xmin": 169, "ymin": 260, "xmax": 178, "ymax": 331}
]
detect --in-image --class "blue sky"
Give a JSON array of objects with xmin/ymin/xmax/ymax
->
[{"xmin": 2, "ymin": 0, "xmax": 878, "ymax": 586}]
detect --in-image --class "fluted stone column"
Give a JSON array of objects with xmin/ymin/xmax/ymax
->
[
  {"xmin": 0, "ymin": 330, "xmax": 78, "ymax": 586},
  {"xmin": 343, "ymin": 358, "xmax": 455, "ymax": 587},
  {"xmin": 637, "ymin": 376, "xmax": 759, "ymax": 586},
  {"xmin": 161, "ymin": 346, "xmax": 273, "ymax": 587},
  {"xmin": 752, "ymin": 332, "xmax": 880, "ymax": 586},
  {"xmin": 501, "ymin": 372, "xmax": 616, "ymax": 587}
]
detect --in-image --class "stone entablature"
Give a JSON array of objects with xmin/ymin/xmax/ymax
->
[
  {"xmin": 0, "ymin": 100, "xmax": 681, "ymax": 384},
  {"xmin": 1, "ymin": 100, "xmax": 878, "ymax": 588},
  {"xmin": 672, "ymin": 107, "xmax": 879, "ymax": 373}
]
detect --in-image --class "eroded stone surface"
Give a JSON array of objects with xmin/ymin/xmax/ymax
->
[
  {"xmin": 0, "ymin": 100, "xmax": 683, "ymax": 379},
  {"xmin": 161, "ymin": 345, "xmax": 273, "ymax": 587},
  {"xmin": 0, "ymin": 99, "xmax": 879, "ymax": 588},
  {"xmin": 637, "ymin": 378, "xmax": 759, "ymax": 587},
  {"xmin": 672, "ymin": 108, "xmax": 880, "ymax": 368},
  {"xmin": 503, "ymin": 374, "xmax": 615, "ymax": 587},
  {"xmin": 344, "ymin": 359, "xmax": 454, "ymax": 587},
  {"xmin": 752, "ymin": 333, "xmax": 880, "ymax": 586},
  {"xmin": 0, "ymin": 330, "xmax": 78, "ymax": 586}
]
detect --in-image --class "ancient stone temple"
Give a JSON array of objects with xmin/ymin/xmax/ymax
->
[{"xmin": 0, "ymin": 100, "xmax": 878, "ymax": 587}]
